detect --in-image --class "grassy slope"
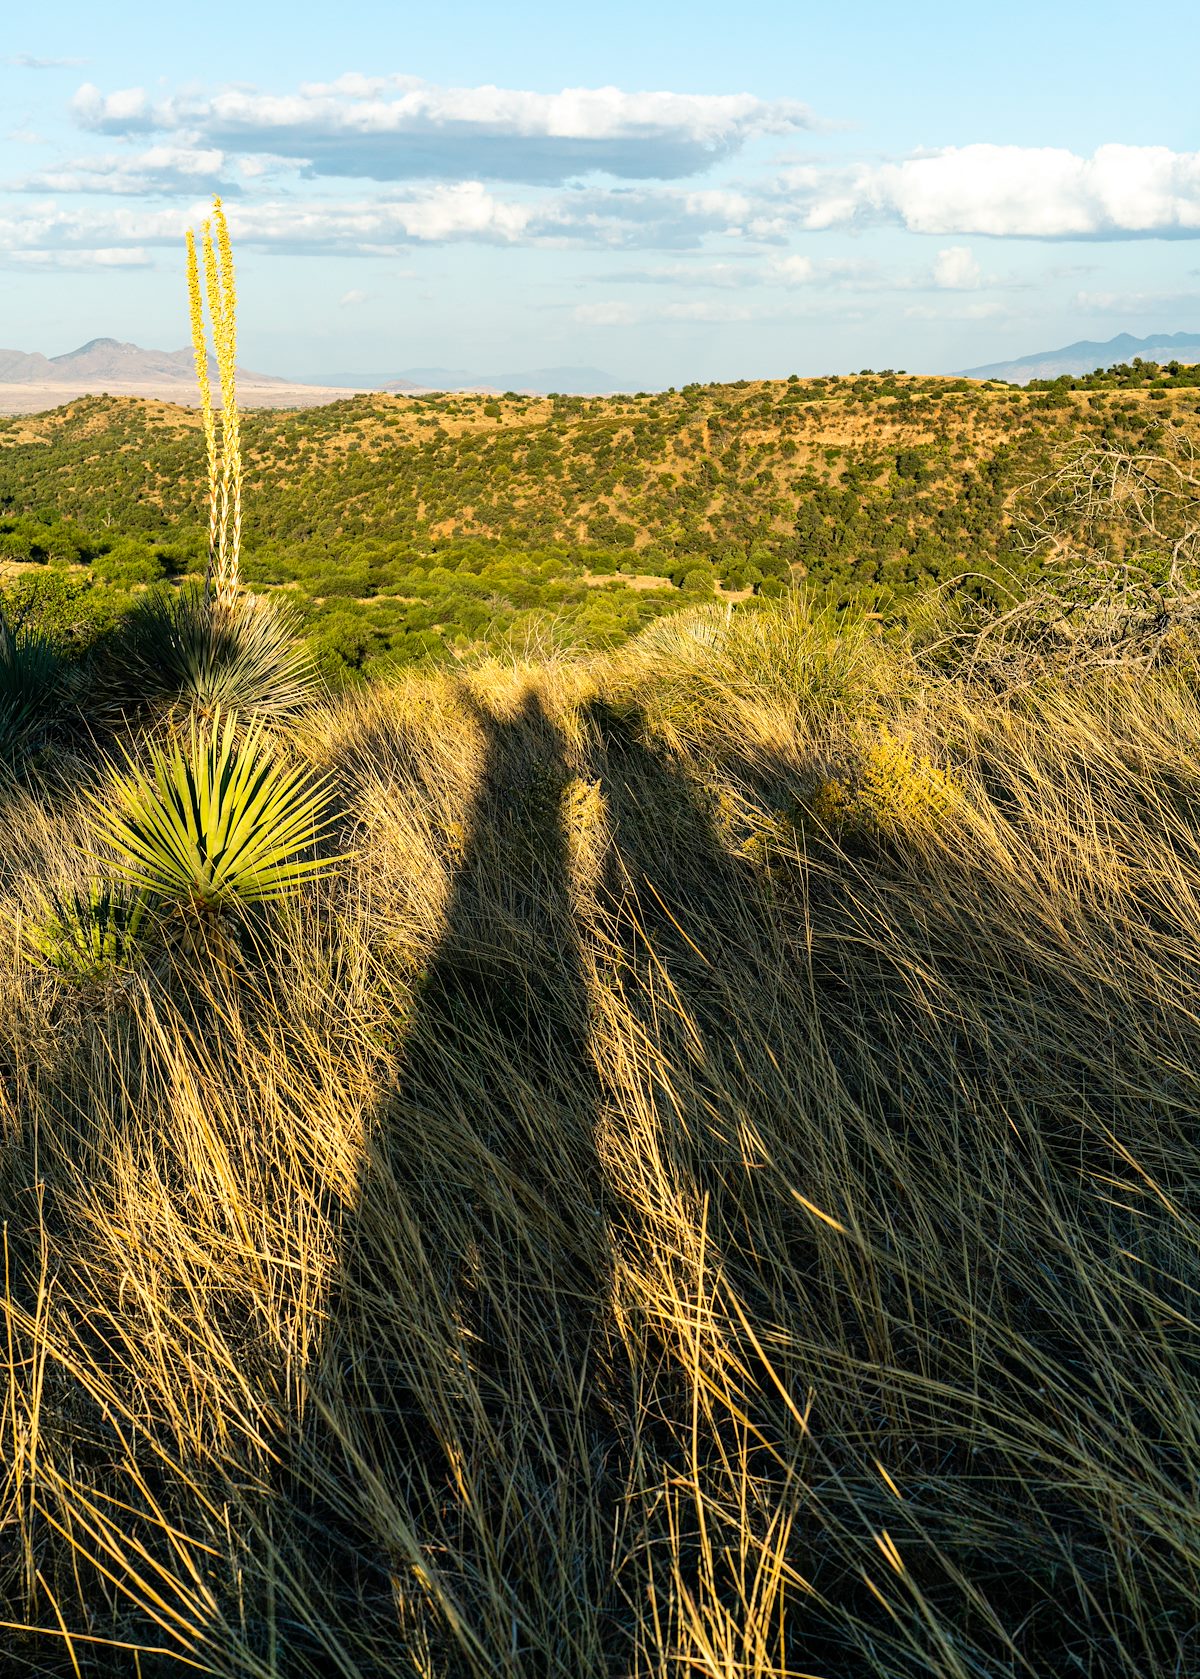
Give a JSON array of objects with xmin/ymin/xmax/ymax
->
[
  {"xmin": 2, "ymin": 375, "xmax": 1199, "ymax": 676},
  {"xmin": 2, "ymin": 599, "xmax": 1198, "ymax": 1676}
]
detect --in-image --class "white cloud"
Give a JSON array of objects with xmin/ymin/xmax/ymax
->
[
  {"xmin": 608, "ymin": 259, "xmax": 756, "ymax": 288},
  {"xmin": 8, "ymin": 246, "xmax": 152, "ymax": 269},
  {"xmin": 1072, "ymin": 286, "xmax": 1200, "ymax": 313},
  {"xmin": 767, "ymin": 253, "xmax": 879, "ymax": 286},
  {"xmin": 903, "ymin": 300, "xmax": 1009, "ymax": 321},
  {"xmin": 339, "ymin": 288, "xmax": 369, "ymax": 306},
  {"xmin": 932, "ymin": 246, "xmax": 981, "ymax": 289},
  {"xmin": 770, "ymin": 254, "xmax": 810, "ymax": 284},
  {"xmin": 789, "ymin": 144, "xmax": 1200, "ymax": 238},
  {"xmin": 70, "ymin": 75, "xmax": 815, "ymax": 184},
  {"xmin": 574, "ymin": 297, "xmax": 757, "ymax": 326},
  {"xmin": 71, "ymin": 83, "xmax": 155, "ymax": 131},
  {"xmin": 4, "ymin": 54, "xmax": 87, "ymax": 70},
  {"xmin": 0, "ymin": 185, "xmax": 538, "ymax": 256},
  {"xmin": 574, "ymin": 300, "xmax": 641, "ymax": 326},
  {"xmin": 15, "ymin": 145, "xmax": 230, "ymax": 196}
]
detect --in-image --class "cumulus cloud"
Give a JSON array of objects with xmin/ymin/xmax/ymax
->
[
  {"xmin": 0, "ymin": 186, "xmax": 542, "ymax": 258},
  {"xmin": 767, "ymin": 253, "xmax": 881, "ymax": 286},
  {"xmin": 71, "ymin": 74, "xmax": 815, "ymax": 184},
  {"xmin": 789, "ymin": 144, "xmax": 1200, "ymax": 238},
  {"xmin": 932, "ymin": 246, "xmax": 981, "ymax": 288},
  {"xmin": 339, "ymin": 288, "xmax": 369, "ymax": 306},
  {"xmin": 71, "ymin": 84, "xmax": 157, "ymax": 133}
]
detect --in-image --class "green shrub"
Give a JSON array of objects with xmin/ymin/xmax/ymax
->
[
  {"xmin": 91, "ymin": 538, "xmax": 168, "ymax": 587},
  {"xmin": 1, "ymin": 572, "xmax": 130, "ymax": 658}
]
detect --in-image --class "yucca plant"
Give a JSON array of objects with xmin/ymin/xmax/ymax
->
[
  {"xmin": 115, "ymin": 586, "xmax": 318, "ymax": 722},
  {"xmin": 26, "ymin": 878, "xmax": 148, "ymax": 982},
  {"xmin": 0, "ymin": 602, "xmax": 63, "ymax": 767},
  {"xmin": 90, "ymin": 710, "xmax": 342, "ymax": 914}
]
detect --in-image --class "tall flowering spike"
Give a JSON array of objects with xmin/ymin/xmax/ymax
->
[
  {"xmin": 213, "ymin": 199, "xmax": 241, "ymax": 606},
  {"xmin": 201, "ymin": 223, "xmax": 231, "ymax": 598},
  {"xmin": 186, "ymin": 228, "xmax": 219, "ymax": 578},
  {"xmin": 186, "ymin": 196, "xmax": 243, "ymax": 609}
]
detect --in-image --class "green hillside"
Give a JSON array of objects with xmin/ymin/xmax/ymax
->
[{"xmin": 2, "ymin": 368, "xmax": 1198, "ymax": 680}]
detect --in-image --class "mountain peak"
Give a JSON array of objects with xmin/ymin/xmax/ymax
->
[
  {"xmin": 57, "ymin": 337, "xmax": 130, "ymax": 357},
  {"xmin": 0, "ymin": 337, "xmax": 285, "ymax": 389}
]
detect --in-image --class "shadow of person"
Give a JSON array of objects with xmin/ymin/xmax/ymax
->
[
  {"xmin": 570, "ymin": 697, "xmax": 1200, "ymax": 1679},
  {"xmin": 570, "ymin": 698, "xmax": 923, "ymax": 1679},
  {"xmin": 283, "ymin": 684, "xmax": 623, "ymax": 1678},
  {"xmin": 574, "ymin": 697, "xmax": 811, "ymax": 1303}
]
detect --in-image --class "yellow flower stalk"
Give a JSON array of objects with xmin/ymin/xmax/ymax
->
[
  {"xmin": 185, "ymin": 197, "xmax": 242, "ymax": 608},
  {"xmin": 185, "ymin": 229, "xmax": 219, "ymax": 574}
]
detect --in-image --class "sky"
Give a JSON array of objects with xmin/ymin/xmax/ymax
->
[{"xmin": 1, "ymin": 0, "xmax": 1198, "ymax": 385}]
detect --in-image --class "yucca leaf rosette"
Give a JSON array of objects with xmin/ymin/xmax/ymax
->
[{"xmin": 91, "ymin": 710, "xmax": 343, "ymax": 911}]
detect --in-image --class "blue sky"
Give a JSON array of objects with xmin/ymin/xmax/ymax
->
[{"xmin": 2, "ymin": 0, "xmax": 1198, "ymax": 384}]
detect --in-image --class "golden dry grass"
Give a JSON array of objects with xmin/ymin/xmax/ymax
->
[{"xmin": 2, "ymin": 598, "xmax": 1199, "ymax": 1676}]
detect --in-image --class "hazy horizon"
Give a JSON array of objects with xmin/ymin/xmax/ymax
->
[{"xmin": 1, "ymin": 0, "xmax": 1197, "ymax": 386}]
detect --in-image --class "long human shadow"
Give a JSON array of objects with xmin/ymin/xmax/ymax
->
[
  {"xmin": 573, "ymin": 701, "xmax": 1200, "ymax": 1679},
  {"xmin": 573, "ymin": 705, "xmax": 1029, "ymax": 1677},
  {"xmin": 281, "ymin": 686, "xmax": 621, "ymax": 1678},
  {"xmin": 575, "ymin": 699, "xmax": 817, "ymax": 1330}
]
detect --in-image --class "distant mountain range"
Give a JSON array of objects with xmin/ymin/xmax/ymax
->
[
  {"xmin": 8, "ymin": 332, "xmax": 1198, "ymax": 410},
  {"xmin": 0, "ymin": 337, "xmax": 283, "ymax": 387},
  {"xmin": 0, "ymin": 337, "xmax": 361, "ymax": 414},
  {"xmin": 960, "ymin": 331, "xmax": 1200, "ymax": 385},
  {"xmin": 307, "ymin": 365, "xmax": 627, "ymax": 396},
  {"xmin": 0, "ymin": 341, "xmax": 627, "ymax": 405}
]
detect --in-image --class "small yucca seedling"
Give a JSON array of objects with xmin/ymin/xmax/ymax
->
[
  {"xmin": 91, "ymin": 711, "xmax": 343, "ymax": 913},
  {"xmin": 810, "ymin": 731, "xmax": 962, "ymax": 839},
  {"xmin": 26, "ymin": 879, "xmax": 148, "ymax": 982}
]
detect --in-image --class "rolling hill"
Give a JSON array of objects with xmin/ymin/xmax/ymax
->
[{"xmin": 1, "ymin": 365, "xmax": 1197, "ymax": 679}]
